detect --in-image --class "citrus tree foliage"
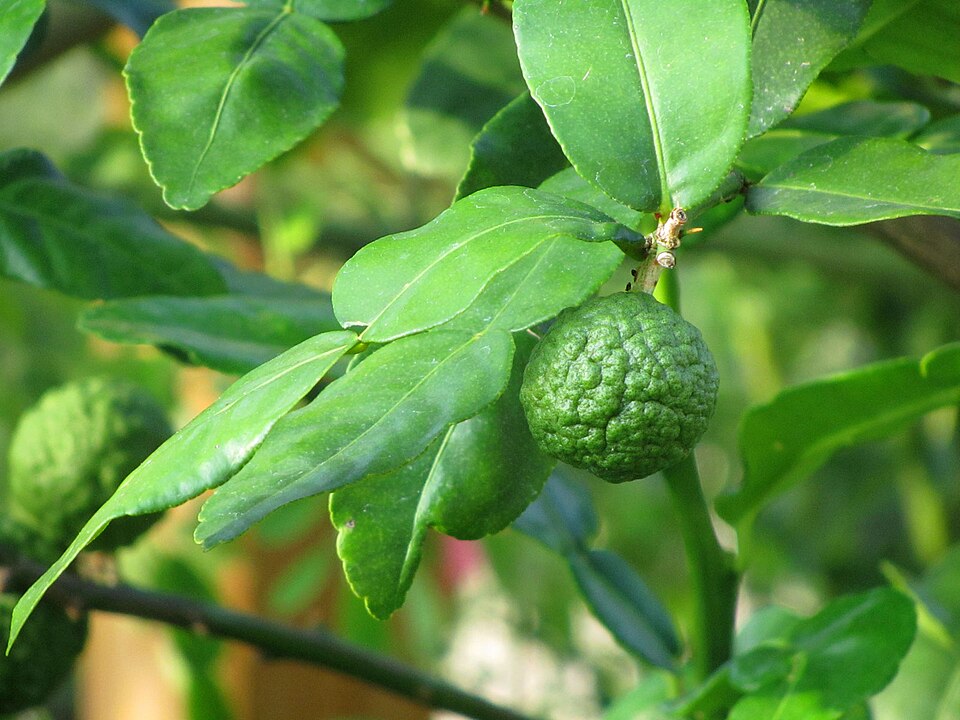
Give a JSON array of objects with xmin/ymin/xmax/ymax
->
[{"xmin": 3, "ymin": 0, "xmax": 960, "ymax": 717}]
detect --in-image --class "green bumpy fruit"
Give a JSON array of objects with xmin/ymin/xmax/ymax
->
[
  {"xmin": 520, "ymin": 292, "xmax": 719, "ymax": 482},
  {"xmin": 7, "ymin": 377, "xmax": 172, "ymax": 554},
  {"xmin": 0, "ymin": 593, "xmax": 87, "ymax": 713}
]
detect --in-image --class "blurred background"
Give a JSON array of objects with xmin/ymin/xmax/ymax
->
[{"xmin": 1, "ymin": 1, "xmax": 959, "ymax": 719}]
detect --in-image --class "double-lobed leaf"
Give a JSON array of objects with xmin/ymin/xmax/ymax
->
[
  {"xmin": 79, "ymin": 293, "xmax": 341, "ymax": 375},
  {"xmin": 0, "ymin": 149, "xmax": 225, "ymax": 298},
  {"xmin": 8, "ymin": 330, "xmax": 358, "ymax": 651},
  {"xmin": 746, "ymin": 137, "xmax": 960, "ymax": 226},
  {"xmin": 332, "ymin": 185, "xmax": 634, "ymax": 343},
  {"xmin": 331, "ymin": 336, "xmax": 553, "ymax": 618},
  {"xmin": 126, "ymin": 6, "xmax": 344, "ymax": 210},
  {"xmin": 718, "ymin": 343, "xmax": 960, "ymax": 527},
  {"xmin": 514, "ymin": 0, "xmax": 751, "ymax": 212},
  {"xmin": 748, "ymin": 0, "xmax": 871, "ymax": 138},
  {"xmin": 729, "ymin": 588, "xmax": 916, "ymax": 719},
  {"xmin": 195, "ymin": 328, "xmax": 515, "ymax": 549},
  {"xmin": 0, "ymin": 0, "xmax": 45, "ymax": 85}
]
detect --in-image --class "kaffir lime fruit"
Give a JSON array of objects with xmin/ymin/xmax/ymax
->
[
  {"xmin": 6, "ymin": 377, "xmax": 172, "ymax": 554},
  {"xmin": 520, "ymin": 292, "xmax": 719, "ymax": 482},
  {"xmin": 0, "ymin": 592, "xmax": 87, "ymax": 713}
]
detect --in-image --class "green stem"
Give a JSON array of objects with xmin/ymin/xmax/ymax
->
[
  {"xmin": 1, "ymin": 559, "xmax": 537, "ymax": 720},
  {"xmin": 662, "ymin": 454, "xmax": 739, "ymax": 681}
]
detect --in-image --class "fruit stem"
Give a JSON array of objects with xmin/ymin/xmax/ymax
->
[{"xmin": 662, "ymin": 454, "xmax": 739, "ymax": 682}]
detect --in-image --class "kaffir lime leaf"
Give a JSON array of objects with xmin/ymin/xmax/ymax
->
[
  {"xmin": 6, "ymin": 377, "xmax": 172, "ymax": 553},
  {"xmin": 0, "ymin": 592, "xmax": 87, "ymax": 713},
  {"xmin": 520, "ymin": 292, "xmax": 719, "ymax": 482}
]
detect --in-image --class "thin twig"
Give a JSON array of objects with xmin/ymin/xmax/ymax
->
[{"xmin": 1, "ymin": 560, "xmax": 538, "ymax": 720}]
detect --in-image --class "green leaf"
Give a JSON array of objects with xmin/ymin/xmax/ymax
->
[
  {"xmin": 248, "ymin": 0, "xmax": 393, "ymax": 21},
  {"xmin": 456, "ymin": 92, "xmax": 569, "ymax": 200},
  {"xmin": 513, "ymin": 0, "xmax": 751, "ymax": 211},
  {"xmin": 7, "ymin": 330, "xmax": 357, "ymax": 652},
  {"xmin": 748, "ymin": 0, "xmax": 870, "ymax": 138},
  {"xmin": 0, "ymin": 0, "xmax": 45, "ymax": 84},
  {"xmin": 331, "ymin": 335, "xmax": 552, "ymax": 618},
  {"xmin": 0, "ymin": 149, "xmax": 225, "ymax": 298},
  {"xmin": 860, "ymin": 0, "xmax": 960, "ymax": 84},
  {"xmin": 568, "ymin": 549, "xmax": 680, "ymax": 669},
  {"xmin": 84, "ymin": 0, "xmax": 174, "ymax": 36},
  {"xmin": 401, "ymin": 8, "xmax": 526, "ymax": 179},
  {"xmin": 332, "ymin": 186, "xmax": 634, "ymax": 343},
  {"xmin": 729, "ymin": 588, "xmax": 916, "ymax": 719},
  {"xmin": 738, "ymin": 101, "xmax": 932, "ymax": 179},
  {"xmin": 539, "ymin": 168, "xmax": 645, "ymax": 230},
  {"xmin": 717, "ymin": 344, "xmax": 960, "ymax": 527},
  {"xmin": 780, "ymin": 101, "xmax": 930, "ymax": 138},
  {"xmin": 78, "ymin": 293, "xmax": 341, "ymax": 375},
  {"xmin": 513, "ymin": 471, "xmax": 599, "ymax": 555},
  {"xmin": 195, "ymin": 328, "xmax": 514, "ymax": 548},
  {"xmin": 514, "ymin": 474, "xmax": 680, "ymax": 667},
  {"xmin": 914, "ymin": 114, "xmax": 960, "ymax": 155},
  {"xmin": 126, "ymin": 7, "xmax": 344, "ymax": 210},
  {"xmin": 745, "ymin": 137, "xmax": 960, "ymax": 226}
]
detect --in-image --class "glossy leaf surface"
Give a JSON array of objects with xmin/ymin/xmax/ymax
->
[
  {"xmin": 250, "ymin": 0, "xmax": 393, "ymax": 21},
  {"xmin": 331, "ymin": 336, "xmax": 552, "ymax": 618},
  {"xmin": 332, "ymin": 186, "xmax": 634, "ymax": 342},
  {"xmin": 196, "ymin": 328, "xmax": 514, "ymax": 548},
  {"xmin": 456, "ymin": 92, "xmax": 568, "ymax": 200},
  {"xmin": 748, "ymin": 0, "xmax": 870, "ymax": 138},
  {"xmin": 0, "ymin": 149, "xmax": 225, "ymax": 298},
  {"xmin": 0, "ymin": 0, "xmax": 45, "ymax": 84},
  {"xmin": 401, "ymin": 8, "xmax": 525, "ymax": 179},
  {"xmin": 746, "ymin": 137, "xmax": 960, "ymax": 226},
  {"xmin": 738, "ymin": 101, "xmax": 931, "ymax": 179},
  {"xmin": 126, "ymin": 7, "xmax": 344, "ymax": 209},
  {"xmin": 718, "ymin": 344, "xmax": 960, "ymax": 526},
  {"xmin": 79, "ymin": 294, "xmax": 341, "ymax": 375},
  {"xmin": 514, "ymin": 0, "xmax": 751, "ymax": 211},
  {"xmin": 729, "ymin": 589, "xmax": 916, "ymax": 719},
  {"xmin": 8, "ymin": 330, "xmax": 358, "ymax": 651}
]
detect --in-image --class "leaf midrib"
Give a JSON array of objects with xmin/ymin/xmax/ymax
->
[
  {"xmin": 756, "ymin": 181, "xmax": 960, "ymax": 214},
  {"xmin": 619, "ymin": 0, "xmax": 670, "ymax": 209},
  {"xmin": 186, "ymin": 10, "xmax": 290, "ymax": 196}
]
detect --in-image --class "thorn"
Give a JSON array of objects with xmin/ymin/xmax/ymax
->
[{"xmin": 686, "ymin": 227, "xmax": 704, "ymax": 234}]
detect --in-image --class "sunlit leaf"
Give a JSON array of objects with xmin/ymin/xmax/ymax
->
[
  {"xmin": 514, "ymin": 0, "xmax": 751, "ymax": 211},
  {"xmin": 332, "ymin": 336, "xmax": 552, "ymax": 618},
  {"xmin": 0, "ymin": 149, "xmax": 225, "ymax": 298},
  {"xmin": 8, "ymin": 330, "xmax": 358, "ymax": 651},
  {"xmin": 195, "ymin": 328, "xmax": 514, "ymax": 548},
  {"xmin": 748, "ymin": 0, "xmax": 870, "ymax": 138},
  {"xmin": 332, "ymin": 186, "xmax": 637, "ymax": 343},
  {"xmin": 126, "ymin": 6, "xmax": 343, "ymax": 209},
  {"xmin": 249, "ymin": 0, "xmax": 393, "ymax": 21},
  {"xmin": 718, "ymin": 344, "xmax": 960, "ymax": 526},
  {"xmin": 746, "ymin": 137, "xmax": 960, "ymax": 226},
  {"xmin": 0, "ymin": 0, "xmax": 45, "ymax": 84}
]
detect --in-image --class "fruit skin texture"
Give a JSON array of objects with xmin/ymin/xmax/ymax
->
[
  {"xmin": 6, "ymin": 377, "xmax": 172, "ymax": 554},
  {"xmin": 0, "ymin": 592, "xmax": 87, "ymax": 713},
  {"xmin": 520, "ymin": 292, "xmax": 719, "ymax": 482}
]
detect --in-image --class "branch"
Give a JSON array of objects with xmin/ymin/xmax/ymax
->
[{"xmin": 1, "ymin": 560, "xmax": 538, "ymax": 720}]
